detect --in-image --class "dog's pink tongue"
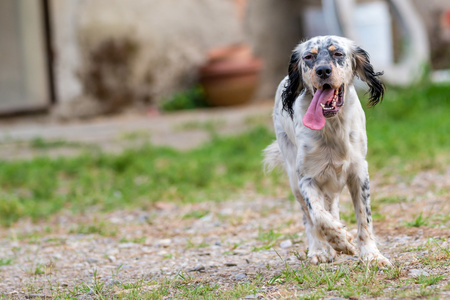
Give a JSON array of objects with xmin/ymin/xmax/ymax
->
[{"xmin": 303, "ymin": 88, "xmax": 335, "ymax": 130}]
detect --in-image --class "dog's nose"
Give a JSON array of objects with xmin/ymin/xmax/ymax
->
[{"xmin": 316, "ymin": 65, "xmax": 332, "ymax": 79}]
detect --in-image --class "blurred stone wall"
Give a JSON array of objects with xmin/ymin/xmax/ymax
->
[{"xmin": 51, "ymin": 0, "xmax": 244, "ymax": 118}]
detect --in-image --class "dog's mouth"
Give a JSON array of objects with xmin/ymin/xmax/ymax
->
[
  {"xmin": 303, "ymin": 84, "xmax": 345, "ymax": 131},
  {"xmin": 314, "ymin": 84, "xmax": 345, "ymax": 117}
]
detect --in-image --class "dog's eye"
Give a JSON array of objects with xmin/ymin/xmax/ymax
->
[
  {"xmin": 303, "ymin": 54, "xmax": 313, "ymax": 60},
  {"xmin": 334, "ymin": 52, "xmax": 344, "ymax": 57}
]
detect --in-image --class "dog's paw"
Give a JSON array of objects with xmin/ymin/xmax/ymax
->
[
  {"xmin": 307, "ymin": 248, "xmax": 337, "ymax": 264},
  {"xmin": 330, "ymin": 232, "xmax": 356, "ymax": 255},
  {"xmin": 361, "ymin": 251, "xmax": 392, "ymax": 268}
]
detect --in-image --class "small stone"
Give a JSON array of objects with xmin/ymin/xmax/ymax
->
[
  {"xmin": 87, "ymin": 258, "xmax": 99, "ymax": 264},
  {"xmin": 280, "ymin": 240, "xmax": 292, "ymax": 249},
  {"xmin": 120, "ymin": 265, "xmax": 133, "ymax": 270},
  {"xmin": 408, "ymin": 269, "xmax": 429, "ymax": 277},
  {"xmin": 215, "ymin": 241, "xmax": 222, "ymax": 246},
  {"xmin": 118, "ymin": 243, "xmax": 136, "ymax": 249},
  {"xmin": 233, "ymin": 273, "xmax": 247, "ymax": 280},
  {"xmin": 107, "ymin": 255, "xmax": 116, "ymax": 262},
  {"xmin": 243, "ymin": 294, "xmax": 258, "ymax": 299},
  {"xmin": 106, "ymin": 249, "xmax": 119, "ymax": 256},
  {"xmin": 225, "ymin": 262, "xmax": 237, "ymax": 267},
  {"xmin": 188, "ymin": 265, "xmax": 205, "ymax": 272},
  {"xmin": 158, "ymin": 239, "xmax": 172, "ymax": 247}
]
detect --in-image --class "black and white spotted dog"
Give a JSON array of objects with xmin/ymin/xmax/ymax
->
[{"xmin": 264, "ymin": 36, "xmax": 391, "ymax": 266}]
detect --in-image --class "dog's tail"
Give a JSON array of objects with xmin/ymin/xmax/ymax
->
[{"xmin": 263, "ymin": 141, "xmax": 285, "ymax": 173}]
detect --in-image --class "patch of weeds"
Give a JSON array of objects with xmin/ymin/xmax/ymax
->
[
  {"xmin": 292, "ymin": 249, "xmax": 306, "ymax": 261},
  {"xmin": 376, "ymin": 196, "xmax": 407, "ymax": 204},
  {"xmin": 226, "ymin": 282, "xmax": 260, "ymax": 299},
  {"xmin": 26, "ymin": 263, "xmax": 45, "ymax": 275},
  {"xmin": 383, "ymin": 264, "xmax": 403, "ymax": 280},
  {"xmin": 266, "ymin": 274, "xmax": 284, "ymax": 285},
  {"xmin": 429, "ymin": 237, "xmax": 450, "ymax": 257},
  {"xmin": 0, "ymin": 258, "xmax": 13, "ymax": 266},
  {"xmin": 160, "ymin": 86, "xmax": 208, "ymax": 111},
  {"xmin": 182, "ymin": 210, "xmax": 210, "ymax": 219},
  {"xmin": 120, "ymin": 130, "xmax": 150, "ymax": 141},
  {"xmin": 142, "ymin": 278, "xmax": 172, "ymax": 299},
  {"xmin": 79, "ymin": 269, "xmax": 109, "ymax": 297},
  {"xmin": 69, "ymin": 220, "xmax": 117, "ymax": 237},
  {"xmin": 404, "ymin": 213, "xmax": 428, "ymax": 227},
  {"xmin": 418, "ymin": 238, "xmax": 450, "ymax": 267},
  {"xmin": 29, "ymin": 137, "xmax": 86, "ymax": 149},
  {"xmin": 162, "ymin": 253, "xmax": 174, "ymax": 259},
  {"xmin": 15, "ymin": 232, "xmax": 44, "ymax": 244},
  {"xmin": 177, "ymin": 283, "xmax": 220, "ymax": 298},
  {"xmin": 197, "ymin": 242, "xmax": 209, "ymax": 248},
  {"xmin": 402, "ymin": 245, "xmax": 427, "ymax": 252},
  {"xmin": 185, "ymin": 238, "xmax": 195, "ymax": 249},
  {"xmin": 252, "ymin": 241, "xmax": 276, "ymax": 252},
  {"xmin": 120, "ymin": 280, "xmax": 144, "ymax": 290},
  {"xmin": 184, "ymin": 238, "xmax": 209, "ymax": 249},
  {"xmin": 415, "ymin": 274, "xmax": 444, "ymax": 287},
  {"xmin": 257, "ymin": 228, "xmax": 283, "ymax": 243},
  {"xmin": 323, "ymin": 267, "xmax": 347, "ymax": 291},
  {"xmin": 119, "ymin": 237, "xmax": 146, "ymax": 244},
  {"xmin": 283, "ymin": 232, "xmax": 300, "ymax": 240}
]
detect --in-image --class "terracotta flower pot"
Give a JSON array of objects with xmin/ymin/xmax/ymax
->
[{"xmin": 200, "ymin": 45, "xmax": 262, "ymax": 106}]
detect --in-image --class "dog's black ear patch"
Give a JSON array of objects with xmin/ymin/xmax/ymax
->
[
  {"xmin": 353, "ymin": 47, "xmax": 385, "ymax": 107},
  {"xmin": 282, "ymin": 50, "xmax": 303, "ymax": 118}
]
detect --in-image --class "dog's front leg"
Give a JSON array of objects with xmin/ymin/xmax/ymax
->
[
  {"xmin": 347, "ymin": 167, "xmax": 391, "ymax": 267},
  {"xmin": 299, "ymin": 178, "xmax": 356, "ymax": 256}
]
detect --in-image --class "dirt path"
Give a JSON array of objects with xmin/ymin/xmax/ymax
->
[
  {"xmin": 0, "ymin": 101, "xmax": 273, "ymax": 160},
  {"xmin": 1, "ymin": 104, "xmax": 450, "ymax": 298},
  {"xmin": 1, "ymin": 166, "xmax": 449, "ymax": 299}
]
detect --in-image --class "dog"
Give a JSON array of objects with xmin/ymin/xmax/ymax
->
[{"xmin": 264, "ymin": 36, "xmax": 391, "ymax": 267}]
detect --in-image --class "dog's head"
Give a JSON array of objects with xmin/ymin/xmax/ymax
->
[{"xmin": 282, "ymin": 36, "xmax": 385, "ymax": 130}]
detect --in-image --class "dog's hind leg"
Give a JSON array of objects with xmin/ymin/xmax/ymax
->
[
  {"xmin": 299, "ymin": 178, "xmax": 356, "ymax": 255},
  {"xmin": 347, "ymin": 166, "xmax": 391, "ymax": 267}
]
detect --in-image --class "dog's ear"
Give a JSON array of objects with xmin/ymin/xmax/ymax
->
[
  {"xmin": 352, "ymin": 46, "xmax": 385, "ymax": 107},
  {"xmin": 282, "ymin": 50, "xmax": 303, "ymax": 118}
]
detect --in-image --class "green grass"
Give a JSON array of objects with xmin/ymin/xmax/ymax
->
[
  {"xmin": 12, "ymin": 239, "xmax": 450, "ymax": 299},
  {"xmin": 69, "ymin": 220, "xmax": 118, "ymax": 237},
  {"xmin": 0, "ymin": 258, "xmax": 13, "ymax": 266},
  {"xmin": 0, "ymin": 126, "xmax": 284, "ymax": 226},
  {"xmin": 364, "ymin": 82, "xmax": 450, "ymax": 173},
  {"xmin": 0, "ymin": 83, "xmax": 449, "ymax": 226},
  {"xmin": 404, "ymin": 213, "xmax": 428, "ymax": 228}
]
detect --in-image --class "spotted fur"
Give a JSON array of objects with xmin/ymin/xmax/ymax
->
[{"xmin": 264, "ymin": 36, "xmax": 391, "ymax": 267}]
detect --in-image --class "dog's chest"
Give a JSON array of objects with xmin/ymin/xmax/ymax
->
[{"xmin": 300, "ymin": 132, "xmax": 352, "ymax": 185}]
